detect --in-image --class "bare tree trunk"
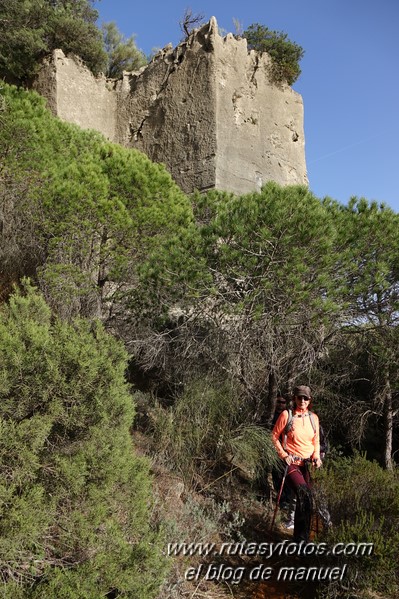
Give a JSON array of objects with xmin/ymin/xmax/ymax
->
[{"xmin": 382, "ymin": 375, "xmax": 394, "ymax": 470}]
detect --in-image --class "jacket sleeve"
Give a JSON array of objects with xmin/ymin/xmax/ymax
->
[
  {"xmin": 311, "ymin": 413, "xmax": 320, "ymax": 460},
  {"xmin": 271, "ymin": 411, "xmax": 289, "ymax": 460}
]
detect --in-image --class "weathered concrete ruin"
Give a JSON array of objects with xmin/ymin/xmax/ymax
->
[{"xmin": 33, "ymin": 17, "xmax": 307, "ymax": 195}]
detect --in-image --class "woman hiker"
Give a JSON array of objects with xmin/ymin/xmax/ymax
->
[{"xmin": 271, "ymin": 385, "xmax": 322, "ymax": 543}]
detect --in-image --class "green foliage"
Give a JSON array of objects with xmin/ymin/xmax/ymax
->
[
  {"xmin": 154, "ymin": 494, "xmax": 246, "ymax": 597},
  {"xmin": 196, "ymin": 183, "xmax": 338, "ymax": 308},
  {"xmin": 0, "ymin": 84, "xmax": 195, "ymax": 321},
  {"xmin": 316, "ymin": 451, "xmax": 399, "ymax": 520},
  {"xmin": 338, "ymin": 197, "xmax": 399, "ymax": 328},
  {"xmin": 0, "ymin": 0, "xmax": 107, "ymax": 81},
  {"xmin": 151, "ymin": 380, "xmax": 278, "ymax": 485},
  {"xmin": 137, "ymin": 182, "xmax": 399, "ymax": 472},
  {"xmin": 228, "ymin": 424, "xmax": 278, "ymax": 479},
  {"xmin": 131, "ymin": 182, "xmax": 355, "ymax": 432},
  {"xmin": 160, "ymin": 494, "xmax": 245, "ymax": 551},
  {"xmin": 314, "ymin": 453, "xmax": 399, "ymax": 596},
  {"xmin": 47, "ymin": 1, "xmax": 107, "ymax": 74},
  {"xmin": 318, "ymin": 197, "xmax": 399, "ymax": 468},
  {"xmin": 188, "ymin": 183, "xmax": 342, "ymax": 409},
  {"xmin": 0, "ymin": 0, "xmax": 49, "ymax": 80},
  {"xmin": 102, "ymin": 21, "xmax": 147, "ymax": 78},
  {"xmin": 243, "ymin": 23, "xmax": 304, "ymax": 85},
  {"xmin": 0, "ymin": 282, "xmax": 166, "ymax": 597}
]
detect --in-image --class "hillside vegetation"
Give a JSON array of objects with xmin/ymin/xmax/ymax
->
[
  {"xmin": 1, "ymin": 83, "xmax": 399, "ymax": 598},
  {"xmin": 0, "ymin": 0, "xmax": 147, "ymax": 82},
  {"xmin": 0, "ymin": 282, "xmax": 167, "ymax": 598}
]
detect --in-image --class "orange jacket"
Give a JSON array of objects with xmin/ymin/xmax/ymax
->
[{"xmin": 272, "ymin": 408, "xmax": 320, "ymax": 461}]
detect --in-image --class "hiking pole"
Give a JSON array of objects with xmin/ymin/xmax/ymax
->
[{"xmin": 270, "ymin": 463, "xmax": 289, "ymax": 532}]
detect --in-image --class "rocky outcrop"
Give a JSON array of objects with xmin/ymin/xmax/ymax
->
[{"xmin": 33, "ymin": 17, "xmax": 307, "ymax": 195}]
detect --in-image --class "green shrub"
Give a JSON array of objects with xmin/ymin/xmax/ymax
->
[
  {"xmin": 151, "ymin": 380, "xmax": 278, "ymax": 485},
  {"xmin": 243, "ymin": 23, "xmax": 304, "ymax": 85},
  {"xmin": 314, "ymin": 453, "xmax": 399, "ymax": 597},
  {"xmin": 0, "ymin": 282, "xmax": 167, "ymax": 598},
  {"xmin": 315, "ymin": 451, "xmax": 399, "ymax": 521},
  {"xmin": 0, "ymin": 0, "xmax": 107, "ymax": 81}
]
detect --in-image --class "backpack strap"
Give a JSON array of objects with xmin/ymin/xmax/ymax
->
[
  {"xmin": 309, "ymin": 411, "xmax": 316, "ymax": 435},
  {"xmin": 283, "ymin": 408, "xmax": 292, "ymax": 449}
]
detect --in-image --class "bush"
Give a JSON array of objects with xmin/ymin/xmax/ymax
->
[
  {"xmin": 243, "ymin": 23, "xmax": 304, "ymax": 85},
  {"xmin": 314, "ymin": 453, "xmax": 399, "ymax": 597},
  {"xmin": 0, "ymin": 0, "xmax": 107, "ymax": 81},
  {"xmin": 0, "ymin": 282, "xmax": 167, "ymax": 598},
  {"xmin": 151, "ymin": 380, "xmax": 278, "ymax": 485}
]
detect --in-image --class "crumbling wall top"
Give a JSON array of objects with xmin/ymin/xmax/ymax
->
[{"xmin": 32, "ymin": 17, "xmax": 307, "ymax": 195}]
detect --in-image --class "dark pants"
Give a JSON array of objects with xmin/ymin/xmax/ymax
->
[{"xmin": 286, "ymin": 463, "xmax": 313, "ymax": 542}]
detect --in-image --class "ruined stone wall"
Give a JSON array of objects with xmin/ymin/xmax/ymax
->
[
  {"xmin": 213, "ymin": 27, "xmax": 308, "ymax": 194},
  {"xmin": 34, "ymin": 49, "xmax": 118, "ymax": 142},
  {"xmin": 117, "ymin": 20, "xmax": 217, "ymax": 194},
  {"xmin": 33, "ymin": 18, "xmax": 307, "ymax": 195}
]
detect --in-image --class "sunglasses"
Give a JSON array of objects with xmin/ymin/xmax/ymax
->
[
  {"xmin": 296, "ymin": 395, "xmax": 310, "ymax": 400},
  {"xmin": 277, "ymin": 400, "xmax": 286, "ymax": 405}
]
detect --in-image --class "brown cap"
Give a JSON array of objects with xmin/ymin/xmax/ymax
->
[{"xmin": 293, "ymin": 385, "xmax": 311, "ymax": 398}]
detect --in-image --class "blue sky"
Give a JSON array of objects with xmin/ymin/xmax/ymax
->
[{"xmin": 96, "ymin": 0, "xmax": 399, "ymax": 213}]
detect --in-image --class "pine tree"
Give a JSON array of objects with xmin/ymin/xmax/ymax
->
[
  {"xmin": 0, "ymin": 0, "xmax": 106, "ymax": 81},
  {"xmin": 0, "ymin": 84, "xmax": 195, "ymax": 322},
  {"xmin": 102, "ymin": 21, "xmax": 147, "ymax": 78}
]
